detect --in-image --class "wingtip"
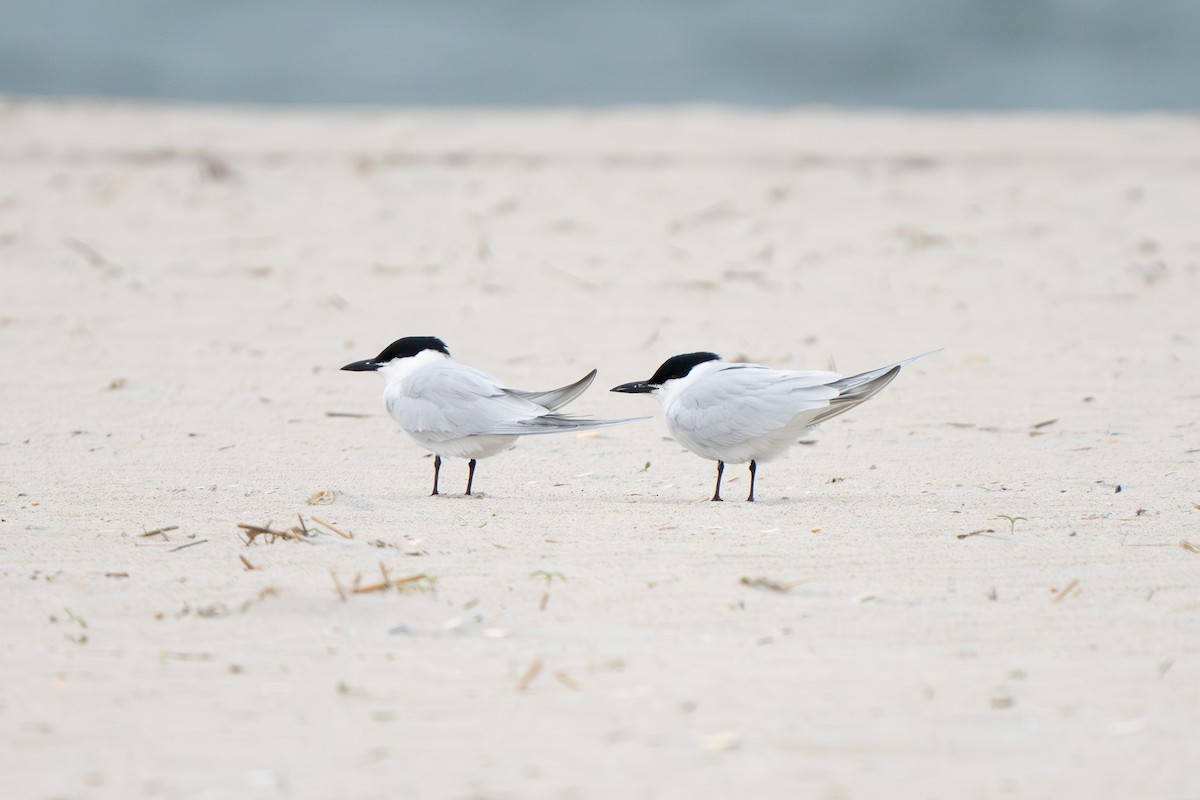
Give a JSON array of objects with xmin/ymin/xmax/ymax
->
[{"xmin": 900, "ymin": 347, "xmax": 944, "ymax": 367}]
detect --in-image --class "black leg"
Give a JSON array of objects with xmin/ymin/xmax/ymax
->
[
  {"xmin": 465, "ymin": 458, "xmax": 477, "ymax": 495},
  {"xmin": 711, "ymin": 461, "xmax": 725, "ymax": 502},
  {"xmin": 431, "ymin": 455, "xmax": 441, "ymax": 496},
  {"xmin": 747, "ymin": 460, "xmax": 757, "ymax": 502}
]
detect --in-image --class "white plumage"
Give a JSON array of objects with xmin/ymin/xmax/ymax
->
[
  {"xmin": 343, "ymin": 336, "xmax": 642, "ymax": 495},
  {"xmin": 613, "ymin": 349, "xmax": 939, "ymax": 501}
]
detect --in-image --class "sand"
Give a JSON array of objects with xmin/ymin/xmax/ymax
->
[{"xmin": 2, "ymin": 98, "xmax": 1199, "ymax": 799}]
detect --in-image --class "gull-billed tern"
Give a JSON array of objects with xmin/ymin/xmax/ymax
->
[
  {"xmin": 342, "ymin": 336, "xmax": 644, "ymax": 496},
  {"xmin": 611, "ymin": 349, "xmax": 940, "ymax": 502}
]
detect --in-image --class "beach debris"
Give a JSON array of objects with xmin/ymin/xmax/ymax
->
[
  {"xmin": 325, "ymin": 411, "xmax": 372, "ymax": 418},
  {"xmin": 957, "ymin": 528, "xmax": 995, "ymax": 540},
  {"xmin": 239, "ymin": 555, "xmax": 257, "ymax": 571},
  {"xmin": 1052, "ymin": 579, "xmax": 1080, "ymax": 603},
  {"xmin": 65, "ymin": 236, "xmax": 123, "ymax": 277},
  {"xmin": 1180, "ymin": 540, "xmax": 1200, "ymax": 554},
  {"xmin": 104, "ymin": 572, "xmax": 129, "ymax": 579},
  {"xmin": 554, "ymin": 671, "xmax": 582, "ymax": 691},
  {"xmin": 310, "ymin": 515, "xmax": 353, "ymax": 539},
  {"xmin": 236, "ymin": 513, "xmax": 353, "ymax": 545},
  {"xmin": 1029, "ymin": 418, "xmax": 1058, "ymax": 436},
  {"xmin": 339, "ymin": 564, "xmax": 436, "ymax": 596},
  {"xmin": 516, "ymin": 658, "xmax": 543, "ymax": 692},
  {"xmin": 369, "ymin": 537, "xmax": 427, "ymax": 555},
  {"xmin": 237, "ymin": 523, "xmax": 308, "ymax": 544},
  {"xmin": 168, "ymin": 539, "xmax": 208, "ymax": 553},
  {"xmin": 305, "ymin": 490, "xmax": 336, "ymax": 505},
  {"xmin": 106, "ymin": 377, "xmax": 126, "ymax": 391},
  {"xmin": 197, "ymin": 152, "xmax": 233, "ymax": 181},
  {"xmin": 139, "ymin": 525, "xmax": 178, "ymax": 540},
  {"xmin": 700, "ymin": 731, "xmax": 742, "ymax": 752},
  {"xmin": 240, "ymin": 587, "xmax": 281, "ymax": 613},
  {"xmin": 852, "ymin": 592, "xmax": 877, "ymax": 604},
  {"xmin": 739, "ymin": 576, "xmax": 805, "ymax": 593}
]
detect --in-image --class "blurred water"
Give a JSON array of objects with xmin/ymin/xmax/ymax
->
[{"xmin": 1, "ymin": 0, "xmax": 1198, "ymax": 108}]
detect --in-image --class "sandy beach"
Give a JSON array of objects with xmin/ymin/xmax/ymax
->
[{"xmin": 2, "ymin": 99, "xmax": 1199, "ymax": 799}]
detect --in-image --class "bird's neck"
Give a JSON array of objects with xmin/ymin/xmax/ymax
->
[{"xmin": 378, "ymin": 349, "xmax": 449, "ymax": 383}]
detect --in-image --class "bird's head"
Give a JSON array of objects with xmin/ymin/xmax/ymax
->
[
  {"xmin": 341, "ymin": 336, "xmax": 450, "ymax": 373},
  {"xmin": 610, "ymin": 352, "xmax": 721, "ymax": 394}
]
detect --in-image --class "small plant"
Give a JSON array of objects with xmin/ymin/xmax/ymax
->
[
  {"xmin": 993, "ymin": 515, "xmax": 1028, "ymax": 534},
  {"xmin": 529, "ymin": 570, "xmax": 567, "ymax": 586}
]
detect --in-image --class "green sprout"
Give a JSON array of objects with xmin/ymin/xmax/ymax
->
[
  {"xmin": 993, "ymin": 515, "xmax": 1028, "ymax": 534},
  {"xmin": 528, "ymin": 570, "xmax": 567, "ymax": 586}
]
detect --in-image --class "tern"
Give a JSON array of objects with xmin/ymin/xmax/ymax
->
[
  {"xmin": 342, "ymin": 336, "xmax": 643, "ymax": 496},
  {"xmin": 611, "ymin": 349, "xmax": 939, "ymax": 502}
]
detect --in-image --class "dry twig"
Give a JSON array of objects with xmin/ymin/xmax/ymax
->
[
  {"xmin": 1052, "ymin": 579, "xmax": 1080, "ymax": 603},
  {"xmin": 516, "ymin": 658, "xmax": 543, "ymax": 692},
  {"xmin": 140, "ymin": 525, "xmax": 178, "ymax": 540},
  {"xmin": 740, "ymin": 576, "xmax": 806, "ymax": 593},
  {"xmin": 311, "ymin": 515, "xmax": 353, "ymax": 539}
]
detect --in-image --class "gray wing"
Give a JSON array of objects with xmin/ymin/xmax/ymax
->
[
  {"xmin": 388, "ymin": 363, "xmax": 551, "ymax": 438},
  {"xmin": 506, "ymin": 369, "xmax": 597, "ymax": 410},
  {"xmin": 669, "ymin": 364, "xmax": 842, "ymax": 447},
  {"xmin": 389, "ymin": 363, "xmax": 641, "ymax": 438}
]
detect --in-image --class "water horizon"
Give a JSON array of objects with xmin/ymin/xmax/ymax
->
[{"xmin": 3, "ymin": 0, "xmax": 1199, "ymax": 111}]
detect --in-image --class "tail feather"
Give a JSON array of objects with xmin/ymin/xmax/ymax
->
[
  {"xmin": 482, "ymin": 414, "xmax": 648, "ymax": 436},
  {"xmin": 807, "ymin": 349, "xmax": 941, "ymax": 427}
]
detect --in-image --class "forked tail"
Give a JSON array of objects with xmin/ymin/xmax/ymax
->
[{"xmin": 807, "ymin": 349, "xmax": 940, "ymax": 427}]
